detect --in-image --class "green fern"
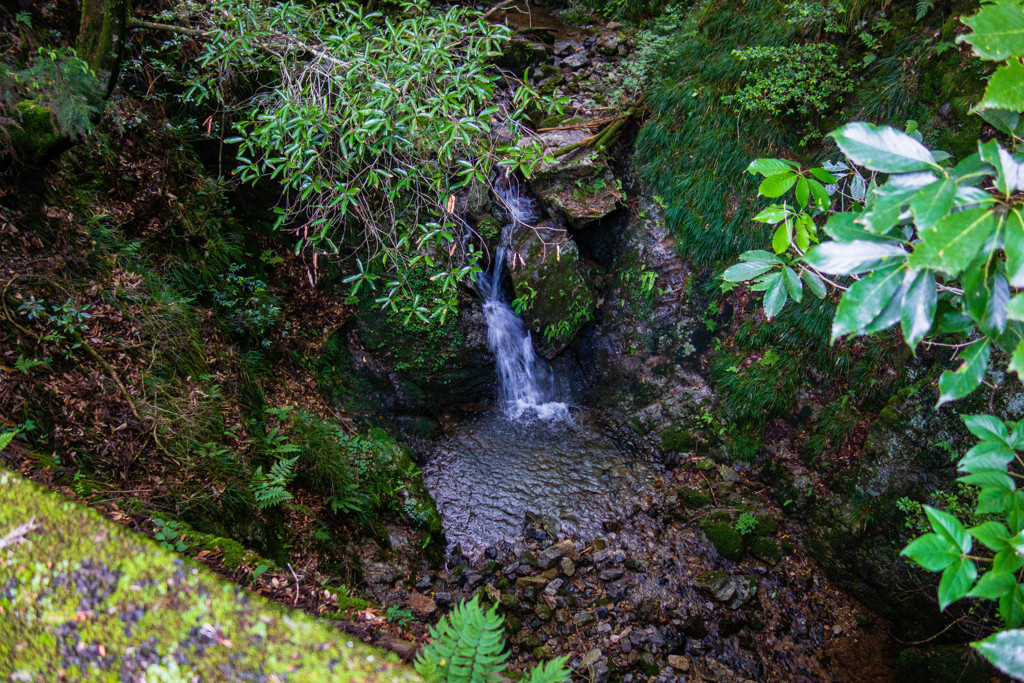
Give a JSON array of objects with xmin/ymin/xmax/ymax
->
[
  {"xmin": 0, "ymin": 430, "xmax": 17, "ymax": 451},
  {"xmin": 415, "ymin": 597, "xmax": 570, "ymax": 683},
  {"xmin": 250, "ymin": 455, "xmax": 297, "ymax": 509},
  {"xmin": 915, "ymin": 0, "xmax": 934, "ymax": 20}
]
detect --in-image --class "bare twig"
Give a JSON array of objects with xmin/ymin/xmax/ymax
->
[{"xmin": 0, "ymin": 517, "xmax": 40, "ymax": 550}]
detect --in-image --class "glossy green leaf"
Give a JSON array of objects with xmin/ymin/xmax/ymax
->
[
  {"xmin": 772, "ymin": 221, "xmax": 792, "ymax": 254},
  {"xmin": 900, "ymin": 532, "xmax": 960, "ymax": 571},
  {"xmin": 753, "ymin": 204, "xmax": 790, "ymax": 224},
  {"xmin": 963, "ymin": 262, "xmax": 1010, "ymax": 337},
  {"xmin": 807, "ymin": 179, "xmax": 830, "ymax": 212},
  {"xmin": 795, "ymin": 177, "xmax": 810, "ymax": 209},
  {"xmin": 864, "ymin": 277, "xmax": 909, "ymax": 335},
  {"xmin": 960, "ymin": 440, "xmax": 1017, "ymax": 473},
  {"xmin": 723, "ymin": 262, "xmax": 774, "ymax": 282},
  {"xmin": 759, "ymin": 173, "xmax": 798, "ymax": 198},
  {"xmin": 963, "ymin": 414, "xmax": 1011, "ymax": 442},
  {"xmin": 831, "ymin": 265, "xmax": 904, "ymax": 341},
  {"xmin": 967, "ymin": 569, "xmax": 1016, "ymax": 599},
  {"xmin": 925, "ymin": 505, "xmax": 972, "ymax": 553},
  {"xmin": 970, "ymin": 521, "xmax": 1013, "ymax": 552},
  {"xmin": 937, "ymin": 338, "xmax": 991, "ymax": 407},
  {"xmin": 1010, "ymin": 339, "xmax": 1024, "ymax": 380},
  {"xmin": 901, "ymin": 269, "xmax": 936, "ymax": 352},
  {"xmin": 977, "ymin": 107, "xmax": 1024, "ymax": 138},
  {"xmin": 803, "ymin": 240, "xmax": 907, "ymax": 275},
  {"xmin": 1005, "ymin": 208, "xmax": 1024, "ymax": 286},
  {"xmin": 907, "ymin": 207, "xmax": 998, "ymax": 277},
  {"xmin": 829, "ymin": 122, "xmax": 936, "ymax": 173},
  {"xmin": 782, "ymin": 266, "xmax": 803, "ymax": 303},
  {"xmin": 801, "ymin": 269, "xmax": 828, "ymax": 299},
  {"xmin": 762, "ymin": 274, "xmax": 788, "ymax": 319},
  {"xmin": 809, "ymin": 168, "xmax": 837, "ymax": 184},
  {"xmin": 747, "ymin": 158, "xmax": 796, "ymax": 177},
  {"xmin": 740, "ymin": 250, "xmax": 784, "ymax": 265},
  {"xmin": 1001, "ymin": 586, "xmax": 1024, "ymax": 629},
  {"xmin": 938, "ymin": 556, "xmax": 977, "ymax": 610},
  {"xmin": 973, "ymin": 629, "xmax": 1024, "ymax": 680},
  {"xmin": 979, "ymin": 139, "xmax": 1024, "ymax": 196},
  {"xmin": 909, "ymin": 178, "xmax": 957, "ymax": 231},
  {"xmin": 959, "ymin": 3, "xmax": 1024, "ymax": 61},
  {"xmin": 960, "ymin": 469, "xmax": 1016, "ymax": 490}
]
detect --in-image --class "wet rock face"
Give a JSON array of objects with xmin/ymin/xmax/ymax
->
[
  {"xmin": 528, "ymin": 130, "xmax": 620, "ymax": 230},
  {"xmin": 508, "ymin": 224, "xmax": 597, "ymax": 358},
  {"xmin": 591, "ymin": 196, "xmax": 714, "ymax": 440},
  {"xmin": 796, "ymin": 373, "xmax": 1024, "ymax": 634}
]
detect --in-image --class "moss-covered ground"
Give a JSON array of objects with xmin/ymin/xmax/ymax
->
[{"xmin": 0, "ymin": 468, "xmax": 418, "ymax": 682}]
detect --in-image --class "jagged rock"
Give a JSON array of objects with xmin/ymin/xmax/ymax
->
[
  {"xmin": 596, "ymin": 34, "xmax": 623, "ymax": 55},
  {"xmin": 559, "ymin": 557, "xmax": 576, "ymax": 576},
  {"xmin": 598, "ymin": 568, "xmax": 624, "ymax": 582},
  {"xmin": 516, "ymin": 575, "xmax": 549, "ymax": 590},
  {"xmin": 554, "ymin": 39, "xmax": 582, "ymax": 56},
  {"xmin": 561, "ymin": 51, "xmax": 590, "ymax": 69},
  {"xmin": 695, "ymin": 572, "xmax": 759, "ymax": 609},
  {"xmin": 536, "ymin": 544, "xmax": 564, "ymax": 570}
]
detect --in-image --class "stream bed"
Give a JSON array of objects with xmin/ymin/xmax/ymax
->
[{"xmin": 422, "ymin": 406, "xmax": 652, "ymax": 555}]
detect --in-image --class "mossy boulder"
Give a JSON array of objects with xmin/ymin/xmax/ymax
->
[
  {"xmin": 678, "ymin": 486, "xmax": 711, "ymax": 509},
  {"xmin": 748, "ymin": 536, "xmax": 781, "ymax": 564},
  {"xmin": 528, "ymin": 130, "xmax": 619, "ymax": 229},
  {"xmin": 0, "ymin": 469, "xmax": 417, "ymax": 682},
  {"xmin": 699, "ymin": 518, "xmax": 744, "ymax": 562},
  {"xmin": 509, "ymin": 225, "xmax": 597, "ymax": 358},
  {"xmin": 8, "ymin": 100, "xmax": 63, "ymax": 164}
]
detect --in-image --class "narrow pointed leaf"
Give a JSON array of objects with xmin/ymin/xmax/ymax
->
[
  {"xmin": 801, "ymin": 269, "xmax": 828, "ymax": 299},
  {"xmin": 1005, "ymin": 208, "xmax": 1024, "ymax": 286},
  {"xmin": 832, "ymin": 265, "xmax": 904, "ymax": 340},
  {"xmin": 901, "ymin": 269, "xmax": 936, "ymax": 351}
]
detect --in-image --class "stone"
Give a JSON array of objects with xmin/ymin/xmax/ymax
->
[
  {"xmin": 408, "ymin": 591, "xmax": 437, "ymax": 616},
  {"xmin": 695, "ymin": 572, "xmax": 759, "ymax": 609},
  {"xmin": 556, "ymin": 539, "xmax": 581, "ymax": 561},
  {"xmin": 533, "ymin": 645, "xmax": 554, "ymax": 660},
  {"xmin": 517, "ymin": 575, "xmax": 549, "ymax": 590},
  {"xmin": 545, "ymin": 578, "xmax": 564, "ymax": 596},
  {"xmin": 580, "ymin": 648, "xmax": 603, "ymax": 669},
  {"xmin": 536, "ymin": 604, "xmax": 553, "ymax": 621},
  {"xmin": 606, "ymin": 583, "xmax": 627, "ymax": 602},
  {"xmin": 667, "ymin": 655, "xmax": 690, "ymax": 672},
  {"xmin": 434, "ymin": 591, "xmax": 453, "ymax": 607},
  {"xmin": 699, "ymin": 519, "xmax": 744, "ymax": 562},
  {"xmin": 500, "ymin": 593, "xmax": 521, "ymax": 612},
  {"xmin": 561, "ymin": 52, "xmax": 590, "ymax": 69},
  {"xmin": 542, "ymin": 568, "xmax": 560, "ymax": 580},
  {"xmin": 596, "ymin": 34, "xmax": 623, "ymax": 56},
  {"xmin": 560, "ymin": 557, "xmax": 576, "ymax": 576},
  {"xmin": 536, "ymin": 545, "xmax": 564, "ymax": 570},
  {"xmin": 635, "ymin": 596, "xmax": 660, "ymax": 624},
  {"xmin": 575, "ymin": 611, "xmax": 596, "ymax": 627},
  {"xmin": 598, "ymin": 568, "xmax": 624, "ymax": 582},
  {"xmin": 553, "ymin": 40, "xmax": 582, "ymax": 56}
]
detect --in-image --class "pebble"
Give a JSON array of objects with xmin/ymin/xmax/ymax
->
[{"xmin": 598, "ymin": 568, "xmax": 624, "ymax": 582}]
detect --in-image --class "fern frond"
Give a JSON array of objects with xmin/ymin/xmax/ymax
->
[
  {"xmin": 525, "ymin": 657, "xmax": 572, "ymax": 683},
  {"xmin": 415, "ymin": 596, "xmax": 508, "ymax": 683}
]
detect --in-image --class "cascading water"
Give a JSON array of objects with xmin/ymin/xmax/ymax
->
[{"xmin": 478, "ymin": 179, "xmax": 569, "ymax": 420}]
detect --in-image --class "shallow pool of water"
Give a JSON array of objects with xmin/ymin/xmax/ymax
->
[{"xmin": 422, "ymin": 406, "xmax": 652, "ymax": 555}]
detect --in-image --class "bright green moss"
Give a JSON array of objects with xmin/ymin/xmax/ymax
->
[
  {"xmin": 0, "ymin": 469, "xmax": 418, "ymax": 682},
  {"xmin": 699, "ymin": 518, "xmax": 744, "ymax": 562}
]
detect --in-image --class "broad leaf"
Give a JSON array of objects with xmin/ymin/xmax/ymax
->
[
  {"xmin": 803, "ymin": 240, "xmax": 907, "ymax": 275},
  {"xmin": 963, "ymin": 262, "xmax": 1010, "ymax": 337},
  {"xmin": 901, "ymin": 269, "xmax": 936, "ymax": 351},
  {"xmin": 1011, "ymin": 339, "xmax": 1024, "ymax": 380},
  {"xmin": 960, "ymin": 469, "xmax": 1016, "ymax": 490},
  {"xmin": 864, "ymin": 277, "xmax": 909, "ymax": 335},
  {"xmin": 795, "ymin": 177, "xmax": 810, "ymax": 209},
  {"xmin": 809, "ymin": 168, "xmax": 837, "ymax": 184},
  {"xmin": 925, "ymin": 505, "xmax": 972, "ymax": 553},
  {"xmin": 747, "ymin": 158, "xmax": 796, "ymax": 177},
  {"xmin": 978, "ymin": 107, "xmax": 1024, "ymax": 138},
  {"xmin": 829, "ymin": 122, "xmax": 936, "ymax": 173},
  {"xmin": 773, "ymin": 221, "xmax": 792, "ymax": 253},
  {"xmin": 752, "ymin": 205, "xmax": 790, "ymax": 224},
  {"xmin": 901, "ymin": 532, "xmax": 960, "ymax": 571},
  {"xmin": 723, "ymin": 262, "xmax": 774, "ymax": 282},
  {"xmin": 938, "ymin": 556, "xmax": 977, "ymax": 610},
  {"xmin": 760, "ymin": 173, "xmax": 798, "ymax": 198},
  {"xmin": 959, "ymin": 3, "xmax": 1024, "ymax": 61},
  {"xmin": 740, "ymin": 250, "xmax": 784, "ymax": 265},
  {"xmin": 1002, "ymin": 586, "xmax": 1024, "ymax": 629},
  {"xmin": 979, "ymin": 139, "xmax": 1024, "ymax": 196},
  {"xmin": 1005, "ymin": 209, "xmax": 1024, "ymax": 286},
  {"xmin": 937, "ymin": 338, "xmax": 991, "ymax": 407},
  {"xmin": 959, "ymin": 440, "xmax": 1017, "ymax": 473},
  {"xmin": 967, "ymin": 569, "xmax": 1016, "ymax": 599},
  {"xmin": 801, "ymin": 269, "xmax": 828, "ymax": 299},
  {"xmin": 908, "ymin": 207, "xmax": 998, "ymax": 277},
  {"xmin": 963, "ymin": 414, "xmax": 1011, "ymax": 442},
  {"xmin": 782, "ymin": 266, "xmax": 803, "ymax": 303},
  {"xmin": 831, "ymin": 265, "xmax": 904, "ymax": 341},
  {"xmin": 909, "ymin": 178, "xmax": 957, "ymax": 230},
  {"xmin": 970, "ymin": 521, "xmax": 1012, "ymax": 552},
  {"xmin": 973, "ymin": 629, "xmax": 1024, "ymax": 680},
  {"xmin": 762, "ymin": 273, "xmax": 788, "ymax": 319}
]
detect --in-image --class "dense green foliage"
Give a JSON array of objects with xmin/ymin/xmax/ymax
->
[
  {"xmin": 415, "ymin": 596, "xmax": 570, "ymax": 683},
  {"xmin": 178, "ymin": 0, "xmax": 554, "ymax": 322},
  {"xmin": 724, "ymin": 0, "xmax": 1024, "ymax": 674}
]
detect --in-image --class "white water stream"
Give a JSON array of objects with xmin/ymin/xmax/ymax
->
[{"xmin": 478, "ymin": 181, "xmax": 569, "ymax": 421}]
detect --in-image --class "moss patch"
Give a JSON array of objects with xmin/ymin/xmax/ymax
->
[
  {"xmin": 699, "ymin": 518, "xmax": 744, "ymax": 562},
  {"xmin": 0, "ymin": 469, "xmax": 418, "ymax": 682},
  {"xmin": 678, "ymin": 486, "xmax": 712, "ymax": 509}
]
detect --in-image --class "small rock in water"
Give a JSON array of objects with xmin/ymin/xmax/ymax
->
[{"xmin": 484, "ymin": 546, "xmax": 498, "ymax": 560}]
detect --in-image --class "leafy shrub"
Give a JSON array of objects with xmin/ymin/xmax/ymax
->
[
  {"xmin": 1, "ymin": 47, "xmax": 102, "ymax": 140},
  {"xmin": 182, "ymin": 0, "xmax": 555, "ymax": 320},
  {"xmin": 213, "ymin": 265, "xmax": 282, "ymax": 346},
  {"xmin": 723, "ymin": 44, "xmax": 853, "ymax": 117},
  {"xmin": 415, "ymin": 596, "xmax": 570, "ymax": 683}
]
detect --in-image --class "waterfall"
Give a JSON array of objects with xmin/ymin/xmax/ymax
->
[{"xmin": 478, "ymin": 179, "xmax": 569, "ymax": 421}]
